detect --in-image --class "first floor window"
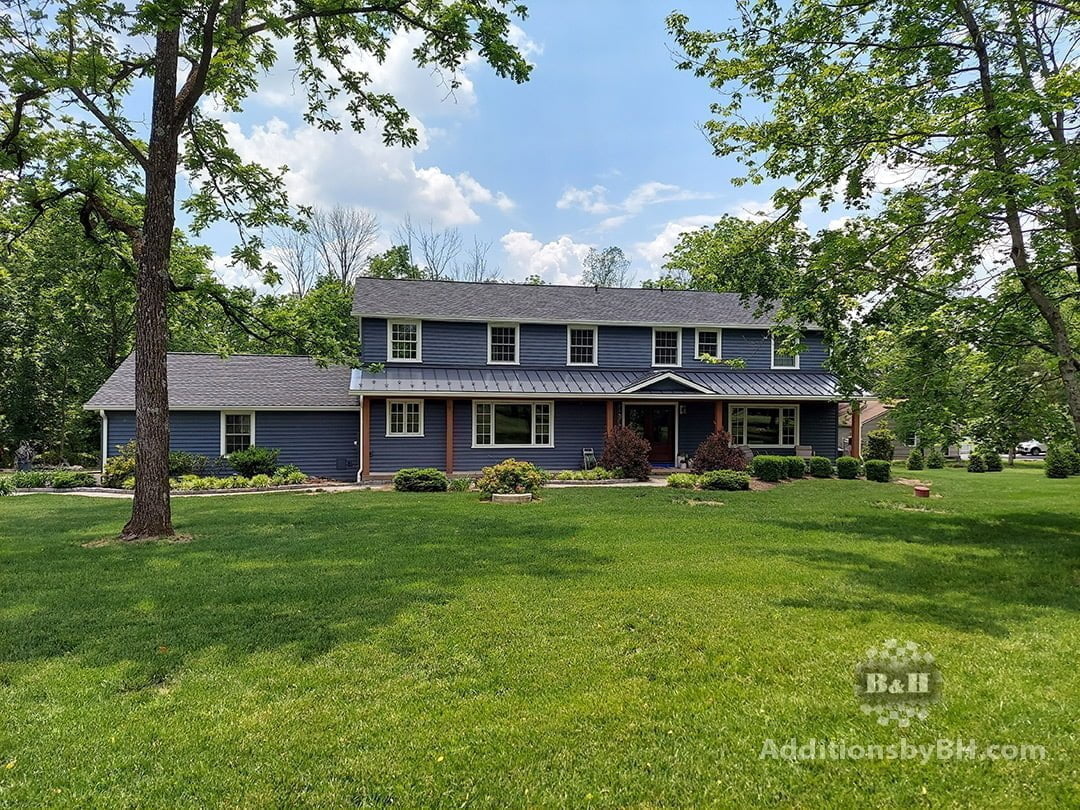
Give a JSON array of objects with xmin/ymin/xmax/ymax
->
[
  {"xmin": 474, "ymin": 401, "xmax": 553, "ymax": 447},
  {"xmin": 389, "ymin": 320, "xmax": 420, "ymax": 361},
  {"xmin": 696, "ymin": 330, "xmax": 720, "ymax": 359},
  {"xmin": 729, "ymin": 405, "xmax": 798, "ymax": 447},
  {"xmin": 489, "ymin": 324, "xmax": 519, "ymax": 364},
  {"xmin": 653, "ymin": 328, "xmax": 680, "ymax": 366},
  {"xmin": 568, "ymin": 326, "xmax": 597, "ymax": 365},
  {"xmin": 388, "ymin": 400, "xmax": 423, "ymax": 436},
  {"xmin": 223, "ymin": 413, "xmax": 253, "ymax": 454}
]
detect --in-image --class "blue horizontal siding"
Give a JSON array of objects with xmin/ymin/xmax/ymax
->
[
  {"xmin": 679, "ymin": 401, "xmax": 716, "ymax": 459},
  {"xmin": 106, "ymin": 409, "xmax": 360, "ymax": 481},
  {"xmin": 799, "ymin": 401, "xmax": 840, "ymax": 459},
  {"xmin": 366, "ymin": 398, "xmax": 447, "ymax": 472}
]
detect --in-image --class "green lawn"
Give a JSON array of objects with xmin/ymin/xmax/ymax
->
[{"xmin": 1, "ymin": 468, "xmax": 1078, "ymax": 807}]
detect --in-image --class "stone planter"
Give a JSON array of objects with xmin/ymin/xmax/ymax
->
[{"xmin": 491, "ymin": 492, "xmax": 533, "ymax": 504}]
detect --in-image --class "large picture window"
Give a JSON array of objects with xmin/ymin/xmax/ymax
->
[
  {"xmin": 222, "ymin": 412, "xmax": 254, "ymax": 455},
  {"xmin": 567, "ymin": 326, "xmax": 597, "ymax": 365},
  {"xmin": 488, "ymin": 323, "xmax": 519, "ymax": 364},
  {"xmin": 388, "ymin": 320, "xmax": 421, "ymax": 361},
  {"xmin": 728, "ymin": 405, "xmax": 798, "ymax": 447},
  {"xmin": 652, "ymin": 328, "xmax": 681, "ymax": 367},
  {"xmin": 474, "ymin": 401, "xmax": 553, "ymax": 447},
  {"xmin": 387, "ymin": 400, "xmax": 424, "ymax": 436}
]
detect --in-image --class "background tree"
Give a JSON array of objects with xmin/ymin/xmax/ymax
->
[
  {"xmin": 367, "ymin": 245, "xmax": 424, "ymax": 279},
  {"xmin": 581, "ymin": 246, "xmax": 633, "ymax": 287},
  {"xmin": 667, "ymin": 0, "xmax": 1080, "ymax": 442},
  {"xmin": 309, "ymin": 206, "xmax": 380, "ymax": 293},
  {"xmin": 270, "ymin": 225, "xmax": 318, "ymax": 299},
  {"xmin": 1, "ymin": 0, "xmax": 532, "ymax": 538}
]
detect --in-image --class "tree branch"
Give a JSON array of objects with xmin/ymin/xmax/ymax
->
[{"xmin": 69, "ymin": 86, "xmax": 150, "ymax": 172}]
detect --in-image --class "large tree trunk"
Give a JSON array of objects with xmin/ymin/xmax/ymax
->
[{"xmin": 121, "ymin": 26, "xmax": 181, "ymax": 540}]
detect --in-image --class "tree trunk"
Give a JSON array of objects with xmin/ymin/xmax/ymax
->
[{"xmin": 121, "ymin": 26, "xmax": 181, "ymax": 540}]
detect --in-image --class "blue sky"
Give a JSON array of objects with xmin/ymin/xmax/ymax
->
[{"xmin": 203, "ymin": 1, "xmax": 789, "ymax": 289}]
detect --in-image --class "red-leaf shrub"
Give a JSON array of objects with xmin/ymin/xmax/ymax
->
[
  {"xmin": 690, "ymin": 431, "xmax": 747, "ymax": 473},
  {"xmin": 600, "ymin": 425, "xmax": 652, "ymax": 480}
]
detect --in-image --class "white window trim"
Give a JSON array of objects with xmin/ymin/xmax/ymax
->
[
  {"xmin": 770, "ymin": 335, "xmax": 800, "ymax": 369},
  {"xmin": 727, "ymin": 403, "xmax": 800, "ymax": 448},
  {"xmin": 566, "ymin": 325, "xmax": 599, "ymax": 366},
  {"xmin": 386, "ymin": 399, "xmax": 425, "ymax": 437},
  {"xmin": 220, "ymin": 410, "xmax": 256, "ymax": 456},
  {"xmin": 472, "ymin": 400, "xmax": 555, "ymax": 449},
  {"xmin": 487, "ymin": 322, "xmax": 520, "ymax": 365},
  {"xmin": 695, "ymin": 328, "xmax": 722, "ymax": 361},
  {"xmin": 387, "ymin": 319, "xmax": 423, "ymax": 363},
  {"xmin": 651, "ymin": 327, "xmax": 683, "ymax": 368}
]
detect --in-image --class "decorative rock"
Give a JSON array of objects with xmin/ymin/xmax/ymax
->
[
  {"xmin": 914, "ymin": 485, "xmax": 931, "ymax": 498},
  {"xmin": 491, "ymin": 492, "xmax": 533, "ymax": 504}
]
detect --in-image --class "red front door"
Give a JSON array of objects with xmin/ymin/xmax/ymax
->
[{"xmin": 624, "ymin": 404, "xmax": 676, "ymax": 465}]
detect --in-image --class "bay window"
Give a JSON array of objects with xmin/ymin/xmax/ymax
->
[
  {"xmin": 474, "ymin": 401, "xmax": 553, "ymax": 447},
  {"xmin": 728, "ymin": 405, "xmax": 798, "ymax": 447}
]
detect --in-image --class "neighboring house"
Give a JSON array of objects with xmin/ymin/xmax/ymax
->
[
  {"xmin": 838, "ymin": 399, "xmax": 917, "ymax": 459},
  {"xmin": 87, "ymin": 277, "xmax": 860, "ymax": 480}
]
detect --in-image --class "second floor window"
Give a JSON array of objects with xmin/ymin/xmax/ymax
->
[
  {"xmin": 488, "ymin": 324, "xmax": 519, "ymax": 364},
  {"xmin": 388, "ymin": 320, "xmax": 421, "ymax": 361},
  {"xmin": 696, "ymin": 329, "xmax": 720, "ymax": 360},
  {"xmin": 567, "ymin": 326, "xmax": 597, "ymax": 365},
  {"xmin": 653, "ymin": 328, "xmax": 681, "ymax": 366},
  {"xmin": 771, "ymin": 335, "xmax": 799, "ymax": 369}
]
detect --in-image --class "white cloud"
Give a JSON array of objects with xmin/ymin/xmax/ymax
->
[
  {"xmin": 221, "ymin": 116, "xmax": 513, "ymax": 227},
  {"xmin": 508, "ymin": 23, "xmax": 544, "ymax": 60},
  {"xmin": 557, "ymin": 181, "xmax": 714, "ymax": 229},
  {"xmin": 500, "ymin": 230, "xmax": 594, "ymax": 285},
  {"xmin": 633, "ymin": 215, "xmax": 721, "ymax": 268},
  {"xmin": 210, "ymin": 254, "xmax": 279, "ymax": 294}
]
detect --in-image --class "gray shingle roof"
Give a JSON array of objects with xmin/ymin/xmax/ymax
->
[
  {"xmin": 350, "ymin": 366, "xmax": 846, "ymax": 399},
  {"xmin": 352, "ymin": 277, "xmax": 781, "ymax": 327},
  {"xmin": 85, "ymin": 353, "xmax": 358, "ymax": 410}
]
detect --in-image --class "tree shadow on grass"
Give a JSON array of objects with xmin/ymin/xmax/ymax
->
[
  {"xmin": 756, "ymin": 507, "xmax": 1080, "ymax": 636},
  {"xmin": 0, "ymin": 493, "xmax": 609, "ymax": 688}
]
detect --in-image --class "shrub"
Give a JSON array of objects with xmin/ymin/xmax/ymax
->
[
  {"xmin": 699, "ymin": 470, "xmax": 751, "ymax": 491},
  {"xmin": 48, "ymin": 471, "xmax": 95, "ymax": 489},
  {"xmin": 553, "ymin": 466, "xmax": 621, "ymax": 481},
  {"xmin": 784, "ymin": 456, "xmax": 808, "ymax": 479},
  {"xmin": 836, "ymin": 456, "xmax": 861, "ymax": 479},
  {"xmin": 475, "ymin": 459, "xmax": 547, "ymax": 497},
  {"xmin": 749, "ymin": 455, "xmax": 787, "ymax": 483},
  {"xmin": 967, "ymin": 455, "xmax": 987, "ymax": 473},
  {"xmin": 983, "ymin": 451, "xmax": 1003, "ymax": 472},
  {"xmin": 864, "ymin": 429, "xmax": 896, "ymax": 461},
  {"xmin": 448, "ymin": 477, "xmax": 474, "ymax": 492},
  {"xmin": 169, "ymin": 451, "xmax": 210, "ymax": 478},
  {"xmin": 393, "ymin": 467, "xmax": 450, "ymax": 492},
  {"xmin": 1045, "ymin": 445, "xmax": 1073, "ymax": 479},
  {"xmin": 0, "ymin": 477, "xmax": 14, "ymax": 496},
  {"xmin": 666, "ymin": 472, "xmax": 700, "ymax": 489},
  {"xmin": 9, "ymin": 471, "xmax": 50, "ymax": 488},
  {"xmin": 250, "ymin": 474, "xmax": 273, "ymax": 488},
  {"xmin": 925, "ymin": 448, "xmax": 945, "ymax": 469},
  {"xmin": 1071, "ymin": 449, "xmax": 1080, "ymax": 475},
  {"xmin": 103, "ymin": 450, "xmax": 137, "ymax": 488},
  {"xmin": 906, "ymin": 449, "xmax": 924, "ymax": 470},
  {"xmin": 228, "ymin": 446, "xmax": 280, "ymax": 477},
  {"xmin": 271, "ymin": 466, "xmax": 308, "ymax": 486},
  {"xmin": 690, "ymin": 431, "xmax": 748, "ymax": 473},
  {"xmin": 600, "ymin": 425, "xmax": 652, "ymax": 480},
  {"xmin": 808, "ymin": 456, "xmax": 833, "ymax": 478},
  {"xmin": 864, "ymin": 459, "xmax": 892, "ymax": 482}
]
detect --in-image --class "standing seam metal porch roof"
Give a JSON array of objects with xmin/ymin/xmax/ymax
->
[{"xmin": 350, "ymin": 367, "xmax": 851, "ymax": 399}]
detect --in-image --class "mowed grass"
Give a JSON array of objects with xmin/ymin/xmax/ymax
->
[{"xmin": 1, "ymin": 468, "xmax": 1078, "ymax": 808}]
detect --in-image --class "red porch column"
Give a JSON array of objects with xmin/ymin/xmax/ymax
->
[
  {"xmin": 605, "ymin": 400, "xmax": 615, "ymax": 433},
  {"xmin": 445, "ymin": 399, "xmax": 455, "ymax": 474},
  {"xmin": 850, "ymin": 400, "xmax": 862, "ymax": 459},
  {"xmin": 713, "ymin": 400, "xmax": 724, "ymax": 433}
]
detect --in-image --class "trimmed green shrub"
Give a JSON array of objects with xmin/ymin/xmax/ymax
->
[
  {"xmin": 809, "ymin": 456, "xmax": 833, "ymax": 478},
  {"xmin": 666, "ymin": 473, "xmax": 700, "ymax": 489},
  {"xmin": 836, "ymin": 456, "xmax": 861, "ymax": 479},
  {"xmin": 690, "ymin": 431, "xmax": 747, "ymax": 473},
  {"xmin": 699, "ymin": 470, "xmax": 751, "ymax": 491},
  {"xmin": 448, "ymin": 477, "xmax": 474, "ymax": 492},
  {"xmin": 983, "ymin": 452, "xmax": 1003, "ymax": 472},
  {"xmin": 600, "ymin": 425, "xmax": 652, "ymax": 480},
  {"xmin": 906, "ymin": 449, "xmax": 924, "ymax": 470},
  {"xmin": 0, "ymin": 477, "xmax": 14, "ymax": 496},
  {"xmin": 864, "ymin": 429, "xmax": 896, "ymax": 461},
  {"xmin": 749, "ymin": 455, "xmax": 787, "ymax": 483},
  {"xmin": 967, "ymin": 455, "xmax": 987, "ymax": 473},
  {"xmin": 48, "ymin": 471, "xmax": 95, "ymax": 489},
  {"xmin": 393, "ymin": 467, "xmax": 450, "ymax": 492},
  {"xmin": 228, "ymin": 446, "xmax": 280, "ymax": 477},
  {"xmin": 925, "ymin": 448, "xmax": 945, "ymax": 469},
  {"xmin": 784, "ymin": 456, "xmax": 808, "ymax": 479},
  {"xmin": 864, "ymin": 459, "xmax": 892, "ymax": 482},
  {"xmin": 476, "ymin": 459, "xmax": 547, "ymax": 497},
  {"xmin": 1045, "ymin": 445, "xmax": 1073, "ymax": 479}
]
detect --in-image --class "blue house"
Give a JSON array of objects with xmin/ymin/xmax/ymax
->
[{"xmin": 87, "ymin": 277, "xmax": 852, "ymax": 480}]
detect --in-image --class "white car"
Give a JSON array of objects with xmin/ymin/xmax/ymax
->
[{"xmin": 1017, "ymin": 439, "xmax": 1047, "ymax": 456}]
